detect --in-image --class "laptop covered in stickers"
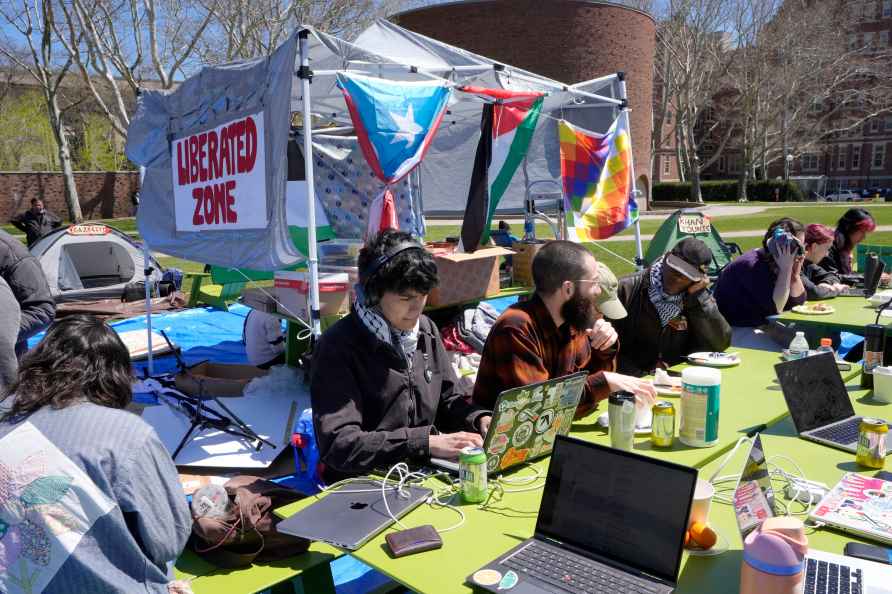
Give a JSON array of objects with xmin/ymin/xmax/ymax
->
[{"xmin": 429, "ymin": 372, "xmax": 588, "ymax": 476}]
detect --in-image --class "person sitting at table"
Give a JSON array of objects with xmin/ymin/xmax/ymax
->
[
  {"xmin": 820, "ymin": 207, "xmax": 877, "ymax": 276},
  {"xmin": 472, "ymin": 241, "xmax": 656, "ymax": 417},
  {"xmin": 802, "ymin": 223, "xmax": 847, "ymax": 300},
  {"xmin": 612, "ymin": 238, "xmax": 731, "ymax": 377},
  {"xmin": 0, "ymin": 315, "xmax": 191, "ymax": 594},
  {"xmin": 243, "ymin": 309, "xmax": 285, "ymax": 368},
  {"xmin": 713, "ymin": 218, "xmax": 807, "ymax": 348},
  {"xmin": 311, "ymin": 230, "xmax": 492, "ymax": 481}
]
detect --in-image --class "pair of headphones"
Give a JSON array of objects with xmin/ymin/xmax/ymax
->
[{"xmin": 358, "ymin": 240, "xmax": 425, "ymax": 297}]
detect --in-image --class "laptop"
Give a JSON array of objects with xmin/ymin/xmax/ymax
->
[
  {"xmin": 431, "ymin": 372, "xmax": 587, "ymax": 476},
  {"xmin": 838, "ymin": 260, "xmax": 886, "ymax": 297},
  {"xmin": 276, "ymin": 479, "xmax": 432, "ymax": 550},
  {"xmin": 467, "ymin": 435, "xmax": 696, "ymax": 594},
  {"xmin": 734, "ymin": 434, "xmax": 892, "ymax": 592},
  {"xmin": 775, "ymin": 352, "xmax": 892, "ymax": 454}
]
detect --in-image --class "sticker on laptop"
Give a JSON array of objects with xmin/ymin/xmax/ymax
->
[
  {"xmin": 473, "ymin": 569, "xmax": 502, "ymax": 586},
  {"xmin": 487, "ymin": 454, "xmax": 501, "ymax": 473},
  {"xmin": 513, "ymin": 422, "xmax": 533, "ymax": 446},
  {"xmin": 501, "ymin": 448, "xmax": 529, "ymax": 469},
  {"xmin": 498, "ymin": 570, "xmax": 519, "ymax": 590},
  {"xmin": 535, "ymin": 410, "xmax": 555, "ymax": 434},
  {"xmin": 488, "ymin": 434, "xmax": 509, "ymax": 455}
]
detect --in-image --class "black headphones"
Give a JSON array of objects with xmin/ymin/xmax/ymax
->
[{"xmin": 359, "ymin": 240, "xmax": 425, "ymax": 294}]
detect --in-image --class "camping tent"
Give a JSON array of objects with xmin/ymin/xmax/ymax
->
[
  {"xmin": 31, "ymin": 223, "xmax": 163, "ymax": 303},
  {"xmin": 643, "ymin": 209, "xmax": 742, "ymax": 277}
]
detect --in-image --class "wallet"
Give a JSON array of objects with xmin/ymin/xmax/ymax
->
[{"xmin": 385, "ymin": 524, "xmax": 443, "ymax": 558}]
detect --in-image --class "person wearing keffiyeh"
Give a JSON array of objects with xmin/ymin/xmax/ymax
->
[
  {"xmin": 310, "ymin": 230, "xmax": 491, "ymax": 481},
  {"xmin": 613, "ymin": 238, "xmax": 731, "ymax": 376}
]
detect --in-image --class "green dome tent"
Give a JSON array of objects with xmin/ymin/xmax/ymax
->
[{"xmin": 643, "ymin": 209, "xmax": 742, "ymax": 277}]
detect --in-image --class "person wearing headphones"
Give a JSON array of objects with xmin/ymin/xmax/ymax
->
[{"xmin": 310, "ymin": 230, "xmax": 492, "ymax": 481}]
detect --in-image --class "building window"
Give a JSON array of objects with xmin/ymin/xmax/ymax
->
[
  {"xmin": 849, "ymin": 33, "xmax": 859, "ymax": 49},
  {"xmin": 865, "ymin": 32, "xmax": 875, "ymax": 49},
  {"xmin": 853, "ymin": 146, "xmax": 861, "ymax": 169},
  {"xmin": 874, "ymin": 144, "xmax": 886, "ymax": 169},
  {"xmin": 728, "ymin": 154, "xmax": 741, "ymax": 173},
  {"xmin": 871, "ymin": 118, "xmax": 881, "ymax": 132},
  {"xmin": 718, "ymin": 155, "xmax": 726, "ymax": 172},
  {"xmin": 663, "ymin": 155, "xmax": 671, "ymax": 176},
  {"xmin": 886, "ymin": 115, "xmax": 892, "ymax": 130},
  {"xmin": 838, "ymin": 147, "xmax": 847, "ymax": 169},
  {"xmin": 884, "ymin": 0, "xmax": 892, "ymax": 17},
  {"xmin": 882, "ymin": 31, "xmax": 890, "ymax": 47},
  {"xmin": 801, "ymin": 153, "xmax": 819, "ymax": 171}
]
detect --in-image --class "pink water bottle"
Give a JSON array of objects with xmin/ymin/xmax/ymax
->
[{"xmin": 740, "ymin": 516, "xmax": 808, "ymax": 594}]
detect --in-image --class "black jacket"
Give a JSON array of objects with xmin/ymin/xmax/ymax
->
[
  {"xmin": 613, "ymin": 270, "xmax": 731, "ymax": 377},
  {"xmin": 10, "ymin": 209, "xmax": 61, "ymax": 247},
  {"xmin": 311, "ymin": 312, "xmax": 489, "ymax": 478},
  {"xmin": 802, "ymin": 260, "xmax": 841, "ymax": 300},
  {"xmin": 0, "ymin": 230, "xmax": 55, "ymax": 349}
]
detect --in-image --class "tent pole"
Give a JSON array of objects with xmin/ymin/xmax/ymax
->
[
  {"xmin": 299, "ymin": 29, "xmax": 322, "ymax": 338},
  {"xmin": 138, "ymin": 166, "xmax": 154, "ymax": 375},
  {"xmin": 617, "ymin": 72, "xmax": 644, "ymax": 271}
]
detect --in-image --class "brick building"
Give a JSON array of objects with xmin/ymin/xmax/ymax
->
[{"xmin": 394, "ymin": 0, "xmax": 656, "ymax": 204}]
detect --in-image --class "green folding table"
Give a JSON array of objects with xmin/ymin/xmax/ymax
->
[{"xmin": 772, "ymin": 295, "xmax": 890, "ymax": 336}]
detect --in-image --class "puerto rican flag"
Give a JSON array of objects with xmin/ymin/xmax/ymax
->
[{"xmin": 336, "ymin": 72, "xmax": 452, "ymax": 185}]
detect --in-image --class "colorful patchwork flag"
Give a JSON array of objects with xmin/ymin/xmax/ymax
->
[
  {"xmin": 336, "ymin": 72, "xmax": 451, "ymax": 184},
  {"xmin": 559, "ymin": 117, "xmax": 638, "ymax": 241},
  {"xmin": 459, "ymin": 87, "xmax": 545, "ymax": 252}
]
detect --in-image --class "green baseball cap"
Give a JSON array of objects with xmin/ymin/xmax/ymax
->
[{"xmin": 595, "ymin": 262, "xmax": 627, "ymax": 320}]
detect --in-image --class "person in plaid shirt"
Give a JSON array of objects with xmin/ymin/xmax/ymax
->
[{"xmin": 473, "ymin": 241, "xmax": 656, "ymax": 418}]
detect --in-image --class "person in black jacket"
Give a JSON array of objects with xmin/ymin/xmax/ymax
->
[
  {"xmin": 802, "ymin": 224, "xmax": 847, "ymax": 300},
  {"xmin": 0, "ymin": 229, "xmax": 55, "ymax": 357},
  {"xmin": 820, "ymin": 207, "xmax": 876, "ymax": 276},
  {"xmin": 10, "ymin": 198, "xmax": 62, "ymax": 247},
  {"xmin": 311, "ymin": 230, "xmax": 491, "ymax": 480},
  {"xmin": 613, "ymin": 238, "xmax": 731, "ymax": 376}
]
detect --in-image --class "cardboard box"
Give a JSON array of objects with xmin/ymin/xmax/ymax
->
[
  {"xmin": 274, "ymin": 271, "xmax": 350, "ymax": 320},
  {"xmin": 175, "ymin": 362, "xmax": 269, "ymax": 398},
  {"xmin": 512, "ymin": 240, "xmax": 549, "ymax": 287},
  {"xmin": 427, "ymin": 246, "xmax": 513, "ymax": 307},
  {"xmin": 239, "ymin": 287, "xmax": 279, "ymax": 313}
]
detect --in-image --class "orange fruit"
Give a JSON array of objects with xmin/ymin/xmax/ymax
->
[{"xmin": 689, "ymin": 522, "xmax": 717, "ymax": 549}]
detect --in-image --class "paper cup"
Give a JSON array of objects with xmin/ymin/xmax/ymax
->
[
  {"xmin": 635, "ymin": 401, "xmax": 653, "ymax": 429},
  {"xmin": 688, "ymin": 478, "xmax": 715, "ymax": 526}
]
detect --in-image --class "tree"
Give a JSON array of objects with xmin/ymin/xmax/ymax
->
[
  {"xmin": 0, "ymin": 0, "xmax": 84, "ymax": 221},
  {"xmin": 0, "ymin": 89, "xmax": 59, "ymax": 170}
]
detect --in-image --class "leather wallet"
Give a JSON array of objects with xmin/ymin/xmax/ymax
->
[{"xmin": 385, "ymin": 524, "xmax": 442, "ymax": 558}]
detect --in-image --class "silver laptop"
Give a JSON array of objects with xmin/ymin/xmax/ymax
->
[
  {"xmin": 430, "ymin": 372, "xmax": 587, "ymax": 476},
  {"xmin": 276, "ymin": 479, "xmax": 431, "ymax": 550},
  {"xmin": 467, "ymin": 436, "xmax": 696, "ymax": 594},
  {"xmin": 775, "ymin": 352, "xmax": 892, "ymax": 454},
  {"xmin": 734, "ymin": 434, "xmax": 892, "ymax": 592}
]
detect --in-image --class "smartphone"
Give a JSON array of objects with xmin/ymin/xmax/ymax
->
[{"xmin": 844, "ymin": 542, "xmax": 892, "ymax": 565}]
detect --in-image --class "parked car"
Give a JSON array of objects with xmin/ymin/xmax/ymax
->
[
  {"xmin": 861, "ymin": 187, "xmax": 892, "ymax": 199},
  {"xmin": 823, "ymin": 189, "xmax": 865, "ymax": 202}
]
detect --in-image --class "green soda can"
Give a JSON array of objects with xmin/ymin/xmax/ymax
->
[{"xmin": 459, "ymin": 446, "xmax": 488, "ymax": 503}]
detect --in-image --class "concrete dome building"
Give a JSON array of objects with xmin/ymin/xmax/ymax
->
[{"xmin": 394, "ymin": 0, "xmax": 656, "ymax": 206}]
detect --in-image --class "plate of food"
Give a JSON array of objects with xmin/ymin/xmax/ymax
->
[
  {"xmin": 687, "ymin": 352, "xmax": 741, "ymax": 368},
  {"xmin": 652, "ymin": 369, "xmax": 683, "ymax": 396},
  {"xmin": 791, "ymin": 303, "xmax": 835, "ymax": 315}
]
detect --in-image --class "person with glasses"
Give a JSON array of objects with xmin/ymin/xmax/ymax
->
[
  {"xmin": 612, "ymin": 238, "xmax": 731, "ymax": 377},
  {"xmin": 473, "ymin": 240, "xmax": 656, "ymax": 418}
]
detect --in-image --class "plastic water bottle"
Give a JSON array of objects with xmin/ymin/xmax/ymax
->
[
  {"xmin": 292, "ymin": 408, "xmax": 320, "ymax": 483},
  {"xmin": 788, "ymin": 332, "xmax": 810, "ymax": 360},
  {"xmin": 816, "ymin": 338, "xmax": 835, "ymax": 358}
]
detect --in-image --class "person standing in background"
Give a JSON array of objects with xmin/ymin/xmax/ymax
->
[{"xmin": 11, "ymin": 198, "xmax": 62, "ymax": 247}]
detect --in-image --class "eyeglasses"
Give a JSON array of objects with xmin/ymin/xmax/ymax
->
[{"xmin": 571, "ymin": 278, "xmax": 600, "ymax": 285}]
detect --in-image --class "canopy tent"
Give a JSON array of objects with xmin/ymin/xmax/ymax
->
[{"xmin": 127, "ymin": 19, "xmax": 641, "ymax": 340}]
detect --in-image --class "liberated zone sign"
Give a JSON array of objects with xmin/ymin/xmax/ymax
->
[{"xmin": 172, "ymin": 112, "xmax": 268, "ymax": 231}]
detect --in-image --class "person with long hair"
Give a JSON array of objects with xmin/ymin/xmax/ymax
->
[
  {"xmin": 802, "ymin": 224, "xmax": 847, "ymax": 300},
  {"xmin": 820, "ymin": 207, "xmax": 877, "ymax": 275},
  {"xmin": 0, "ymin": 315, "xmax": 191, "ymax": 594}
]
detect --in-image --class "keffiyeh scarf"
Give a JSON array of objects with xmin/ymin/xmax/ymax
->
[
  {"xmin": 354, "ymin": 291, "xmax": 420, "ymax": 366},
  {"xmin": 648, "ymin": 258, "xmax": 684, "ymax": 327}
]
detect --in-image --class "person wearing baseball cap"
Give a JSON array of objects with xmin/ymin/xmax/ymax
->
[
  {"xmin": 473, "ymin": 241, "xmax": 656, "ymax": 419},
  {"xmin": 612, "ymin": 237, "xmax": 731, "ymax": 376}
]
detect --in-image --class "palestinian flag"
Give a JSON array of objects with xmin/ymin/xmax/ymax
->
[
  {"xmin": 286, "ymin": 138, "xmax": 336, "ymax": 257},
  {"xmin": 459, "ymin": 87, "xmax": 545, "ymax": 252}
]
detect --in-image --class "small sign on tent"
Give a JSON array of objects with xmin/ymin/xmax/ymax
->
[
  {"xmin": 171, "ymin": 111, "xmax": 268, "ymax": 232},
  {"xmin": 677, "ymin": 214, "xmax": 711, "ymax": 235}
]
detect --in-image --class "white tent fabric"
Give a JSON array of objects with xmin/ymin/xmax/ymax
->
[{"xmin": 295, "ymin": 20, "xmax": 626, "ymax": 213}]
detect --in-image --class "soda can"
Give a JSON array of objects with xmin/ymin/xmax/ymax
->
[
  {"xmin": 856, "ymin": 418, "xmax": 888, "ymax": 469},
  {"xmin": 459, "ymin": 446, "xmax": 488, "ymax": 503},
  {"xmin": 652, "ymin": 401, "xmax": 675, "ymax": 448}
]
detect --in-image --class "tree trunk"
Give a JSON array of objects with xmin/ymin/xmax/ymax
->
[
  {"xmin": 690, "ymin": 159, "xmax": 703, "ymax": 203},
  {"xmin": 737, "ymin": 165, "xmax": 749, "ymax": 202},
  {"xmin": 47, "ymin": 92, "xmax": 82, "ymax": 222}
]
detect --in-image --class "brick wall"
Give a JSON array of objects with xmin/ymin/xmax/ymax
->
[
  {"xmin": 0, "ymin": 171, "xmax": 139, "ymax": 223},
  {"xmin": 395, "ymin": 0, "xmax": 656, "ymax": 205}
]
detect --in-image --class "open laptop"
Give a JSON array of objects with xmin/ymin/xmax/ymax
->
[
  {"xmin": 838, "ymin": 260, "xmax": 886, "ymax": 297},
  {"xmin": 467, "ymin": 436, "xmax": 696, "ymax": 594},
  {"xmin": 431, "ymin": 372, "xmax": 587, "ymax": 476},
  {"xmin": 276, "ymin": 479, "xmax": 432, "ymax": 550},
  {"xmin": 734, "ymin": 434, "xmax": 892, "ymax": 592},
  {"xmin": 775, "ymin": 352, "xmax": 892, "ymax": 454}
]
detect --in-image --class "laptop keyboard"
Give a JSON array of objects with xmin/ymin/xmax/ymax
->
[
  {"xmin": 810, "ymin": 419, "xmax": 861, "ymax": 445},
  {"xmin": 837, "ymin": 288, "xmax": 866, "ymax": 297},
  {"xmin": 804, "ymin": 558, "xmax": 863, "ymax": 594},
  {"xmin": 502, "ymin": 541, "xmax": 661, "ymax": 594}
]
